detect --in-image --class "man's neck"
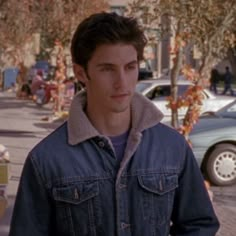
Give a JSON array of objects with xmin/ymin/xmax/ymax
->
[{"xmin": 85, "ymin": 106, "xmax": 131, "ymax": 137}]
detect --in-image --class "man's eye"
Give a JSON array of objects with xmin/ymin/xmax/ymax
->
[{"xmin": 127, "ymin": 65, "xmax": 137, "ymax": 70}]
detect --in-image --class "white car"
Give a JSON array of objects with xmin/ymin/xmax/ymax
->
[{"xmin": 136, "ymin": 79, "xmax": 235, "ymax": 121}]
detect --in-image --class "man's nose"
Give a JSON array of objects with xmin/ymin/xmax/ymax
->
[{"xmin": 114, "ymin": 70, "xmax": 127, "ymax": 89}]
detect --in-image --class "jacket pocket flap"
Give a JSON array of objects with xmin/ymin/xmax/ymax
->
[
  {"xmin": 138, "ymin": 174, "xmax": 178, "ymax": 195},
  {"xmin": 53, "ymin": 181, "xmax": 99, "ymax": 204}
]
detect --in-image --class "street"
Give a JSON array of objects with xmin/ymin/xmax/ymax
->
[
  {"xmin": 0, "ymin": 91, "xmax": 62, "ymax": 235},
  {"xmin": 0, "ymin": 90, "xmax": 235, "ymax": 236}
]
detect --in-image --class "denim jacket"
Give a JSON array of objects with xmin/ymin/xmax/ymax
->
[{"xmin": 10, "ymin": 91, "xmax": 219, "ymax": 236}]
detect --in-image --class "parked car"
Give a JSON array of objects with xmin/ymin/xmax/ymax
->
[
  {"xmin": 136, "ymin": 79, "xmax": 235, "ymax": 120},
  {"xmin": 189, "ymin": 100, "xmax": 236, "ymax": 186}
]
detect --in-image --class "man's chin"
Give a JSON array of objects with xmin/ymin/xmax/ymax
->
[{"xmin": 111, "ymin": 104, "xmax": 130, "ymax": 114}]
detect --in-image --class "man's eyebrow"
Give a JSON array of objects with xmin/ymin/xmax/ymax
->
[
  {"xmin": 96, "ymin": 63, "xmax": 115, "ymax": 68},
  {"xmin": 127, "ymin": 60, "xmax": 138, "ymax": 65},
  {"xmin": 96, "ymin": 60, "xmax": 138, "ymax": 67}
]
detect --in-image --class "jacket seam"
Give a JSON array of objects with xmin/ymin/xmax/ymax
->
[
  {"xmin": 45, "ymin": 175, "xmax": 115, "ymax": 188},
  {"xmin": 30, "ymin": 154, "xmax": 50, "ymax": 193}
]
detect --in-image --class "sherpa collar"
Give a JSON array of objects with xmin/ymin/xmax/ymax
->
[{"xmin": 67, "ymin": 90, "xmax": 164, "ymax": 145}]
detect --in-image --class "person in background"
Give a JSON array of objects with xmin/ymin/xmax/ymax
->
[
  {"xmin": 30, "ymin": 70, "xmax": 45, "ymax": 97},
  {"xmin": 10, "ymin": 12, "xmax": 219, "ymax": 236},
  {"xmin": 222, "ymin": 66, "xmax": 234, "ymax": 96},
  {"xmin": 19, "ymin": 83, "xmax": 31, "ymax": 99},
  {"xmin": 209, "ymin": 68, "xmax": 219, "ymax": 94},
  {"xmin": 0, "ymin": 144, "xmax": 10, "ymax": 220}
]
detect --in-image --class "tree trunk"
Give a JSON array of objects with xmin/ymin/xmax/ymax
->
[
  {"xmin": 16, "ymin": 62, "xmax": 27, "ymax": 97},
  {"xmin": 170, "ymin": 21, "xmax": 184, "ymax": 128},
  {"xmin": 53, "ymin": 42, "xmax": 66, "ymax": 115},
  {"xmin": 170, "ymin": 48, "xmax": 184, "ymax": 128}
]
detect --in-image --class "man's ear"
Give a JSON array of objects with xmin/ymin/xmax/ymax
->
[{"xmin": 73, "ymin": 64, "xmax": 88, "ymax": 85}]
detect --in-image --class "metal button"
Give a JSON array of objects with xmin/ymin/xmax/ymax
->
[
  {"xmin": 98, "ymin": 141, "xmax": 105, "ymax": 148},
  {"xmin": 121, "ymin": 222, "xmax": 131, "ymax": 229}
]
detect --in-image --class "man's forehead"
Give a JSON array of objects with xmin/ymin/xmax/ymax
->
[{"xmin": 90, "ymin": 44, "xmax": 138, "ymax": 65}]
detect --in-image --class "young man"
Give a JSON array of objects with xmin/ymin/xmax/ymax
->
[{"xmin": 10, "ymin": 12, "xmax": 219, "ymax": 236}]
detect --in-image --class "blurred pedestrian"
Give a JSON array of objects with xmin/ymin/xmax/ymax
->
[
  {"xmin": 19, "ymin": 83, "xmax": 31, "ymax": 99},
  {"xmin": 0, "ymin": 143, "xmax": 10, "ymax": 163},
  {"xmin": 0, "ymin": 143, "xmax": 10, "ymax": 219},
  {"xmin": 209, "ymin": 68, "xmax": 219, "ymax": 94},
  {"xmin": 9, "ymin": 12, "xmax": 219, "ymax": 236},
  {"xmin": 30, "ymin": 70, "xmax": 45, "ymax": 96},
  {"xmin": 222, "ymin": 66, "xmax": 234, "ymax": 95}
]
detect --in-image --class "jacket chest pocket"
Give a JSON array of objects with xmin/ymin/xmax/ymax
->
[
  {"xmin": 138, "ymin": 174, "xmax": 178, "ymax": 226},
  {"xmin": 52, "ymin": 181, "xmax": 101, "ymax": 236}
]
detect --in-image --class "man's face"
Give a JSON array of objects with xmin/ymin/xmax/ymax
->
[{"xmin": 75, "ymin": 44, "xmax": 139, "ymax": 114}]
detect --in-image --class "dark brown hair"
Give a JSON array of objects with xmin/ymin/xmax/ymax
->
[{"xmin": 71, "ymin": 12, "xmax": 147, "ymax": 70}]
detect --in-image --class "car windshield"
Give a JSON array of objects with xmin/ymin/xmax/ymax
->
[
  {"xmin": 136, "ymin": 83, "xmax": 151, "ymax": 93},
  {"xmin": 136, "ymin": 82, "xmax": 190, "ymax": 96},
  {"xmin": 215, "ymin": 99, "xmax": 236, "ymax": 118}
]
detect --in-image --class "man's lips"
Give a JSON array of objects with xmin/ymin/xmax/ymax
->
[
  {"xmin": 111, "ymin": 93, "xmax": 129, "ymax": 98},
  {"xmin": 110, "ymin": 93, "xmax": 129, "ymax": 100}
]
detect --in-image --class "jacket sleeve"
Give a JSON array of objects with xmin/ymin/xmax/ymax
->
[
  {"xmin": 170, "ymin": 143, "xmax": 220, "ymax": 235},
  {"xmin": 9, "ymin": 154, "xmax": 53, "ymax": 236}
]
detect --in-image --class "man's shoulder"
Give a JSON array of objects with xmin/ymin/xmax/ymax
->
[
  {"xmin": 30, "ymin": 122, "xmax": 68, "ymax": 158},
  {"xmin": 152, "ymin": 122, "xmax": 185, "ymax": 139},
  {"xmin": 146, "ymin": 122, "xmax": 187, "ymax": 149},
  {"xmin": 143, "ymin": 123, "xmax": 189, "ymax": 168}
]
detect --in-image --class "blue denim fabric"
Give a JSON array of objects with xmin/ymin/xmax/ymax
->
[{"xmin": 9, "ymin": 122, "xmax": 219, "ymax": 236}]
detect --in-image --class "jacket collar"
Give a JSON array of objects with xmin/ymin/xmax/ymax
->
[{"xmin": 67, "ymin": 90, "xmax": 163, "ymax": 145}]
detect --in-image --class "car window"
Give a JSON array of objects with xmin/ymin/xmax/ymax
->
[
  {"xmin": 199, "ymin": 90, "xmax": 208, "ymax": 99},
  {"xmin": 215, "ymin": 101, "xmax": 236, "ymax": 118},
  {"xmin": 146, "ymin": 85, "xmax": 171, "ymax": 100},
  {"xmin": 146, "ymin": 84, "xmax": 192, "ymax": 100},
  {"xmin": 226, "ymin": 103, "xmax": 236, "ymax": 112},
  {"xmin": 178, "ymin": 84, "xmax": 208, "ymax": 99},
  {"xmin": 178, "ymin": 85, "xmax": 189, "ymax": 96}
]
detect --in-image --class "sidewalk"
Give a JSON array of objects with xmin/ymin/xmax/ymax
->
[
  {"xmin": 0, "ymin": 91, "xmax": 63, "ymax": 235},
  {"xmin": 0, "ymin": 90, "xmax": 235, "ymax": 235},
  {"xmin": 214, "ymin": 203, "xmax": 236, "ymax": 236}
]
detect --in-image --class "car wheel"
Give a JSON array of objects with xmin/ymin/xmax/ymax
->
[{"xmin": 206, "ymin": 144, "xmax": 236, "ymax": 186}]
